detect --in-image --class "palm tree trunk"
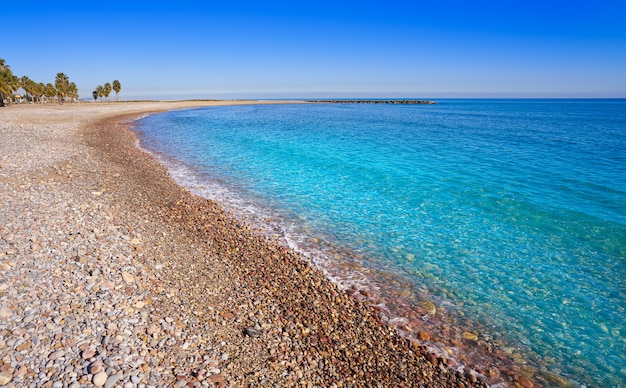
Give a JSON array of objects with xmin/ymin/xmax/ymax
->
[{"xmin": 0, "ymin": 91, "xmax": 5, "ymax": 107}]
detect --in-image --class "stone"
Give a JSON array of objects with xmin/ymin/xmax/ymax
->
[
  {"xmin": 420, "ymin": 301, "xmax": 436, "ymax": 315},
  {"xmin": 0, "ymin": 371, "xmax": 13, "ymax": 384},
  {"xmin": 244, "ymin": 327, "xmax": 262, "ymax": 338},
  {"xmin": 0, "ymin": 306, "xmax": 12, "ymax": 319},
  {"xmin": 516, "ymin": 375, "xmax": 534, "ymax": 388},
  {"xmin": 462, "ymin": 332, "xmax": 478, "ymax": 341},
  {"xmin": 49, "ymin": 350, "xmax": 64, "ymax": 360},
  {"xmin": 82, "ymin": 348, "xmax": 97, "ymax": 359},
  {"xmin": 104, "ymin": 373, "xmax": 122, "ymax": 388},
  {"xmin": 418, "ymin": 331, "xmax": 430, "ymax": 341},
  {"xmin": 93, "ymin": 371, "xmax": 108, "ymax": 387},
  {"xmin": 89, "ymin": 361, "xmax": 103, "ymax": 374},
  {"xmin": 208, "ymin": 374, "xmax": 225, "ymax": 383},
  {"xmin": 130, "ymin": 238, "xmax": 140, "ymax": 245},
  {"xmin": 121, "ymin": 271, "xmax": 135, "ymax": 284}
]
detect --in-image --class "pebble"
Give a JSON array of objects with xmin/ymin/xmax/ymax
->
[
  {"xmin": 93, "ymin": 371, "xmax": 108, "ymax": 386},
  {"xmin": 82, "ymin": 348, "xmax": 97, "ymax": 359},
  {"xmin": 0, "ymin": 371, "xmax": 12, "ymax": 385},
  {"xmin": 121, "ymin": 271, "xmax": 135, "ymax": 284},
  {"xmin": 104, "ymin": 372, "xmax": 122, "ymax": 388},
  {"xmin": 244, "ymin": 327, "xmax": 262, "ymax": 338},
  {"xmin": 0, "ymin": 306, "xmax": 12, "ymax": 319}
]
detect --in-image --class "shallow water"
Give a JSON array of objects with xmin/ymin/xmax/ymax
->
[{"xmin": 136, "ymin": 99, "xmax": 626, "ymax": 387}]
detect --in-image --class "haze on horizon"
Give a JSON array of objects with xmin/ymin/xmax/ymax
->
[{"xmin": 3, "ymin": 0, "xmax": 626, "ymax": 100}]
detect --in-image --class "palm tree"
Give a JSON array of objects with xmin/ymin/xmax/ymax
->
[
  {"xmin": 35, "ymin": 82, "xmax": 46, "ymax": 104},
  {"xmin": 103, "ymin": 82, "xmax": 112, "ymax": 102},
  {"xmin": 0, "ymin": 59, "xmax": 19, "ymax": 107},
  {"xmin": 96, "ymin": 85, "xmax": 104, "ymax": 101},
  {"xmin": 20, "ymin": 76, "xmax": 37, "ymax": 103},
  {"xmin": 68, "ymin": 82, "xmax": 79, "ymax": 103},
  {"xmin": 112, "ymin": 80, "xmax": 121, "ymax": 102},
  {"xmin": 54, "ymin": 72, "xmax": 70, "ymax": 103},
  {"xmin": 44, "ymin": 83, "xmax": 57, "ymax": 103},
  {"xmin": 92, "ymin": 90, "xmax": 98, "ymax": 102}
]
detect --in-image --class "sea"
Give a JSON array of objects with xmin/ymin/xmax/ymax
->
[{"xmin": 135, "ymin": 99, "xmax": 626, "ymax": 387}]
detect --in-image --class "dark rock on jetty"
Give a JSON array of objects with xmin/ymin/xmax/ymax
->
[{"xmin": 309, "ymin": 99, "xmax": 438, "ymax": 105}]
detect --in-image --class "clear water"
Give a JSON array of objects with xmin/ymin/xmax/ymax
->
[{"xmin": 136, "ymin": 100, "xmax": 626, "ymax": 387}]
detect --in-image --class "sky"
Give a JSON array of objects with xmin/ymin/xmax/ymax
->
[{"xmin": 3, "ymin": 0, "xmax": 626, "ymax": 99}]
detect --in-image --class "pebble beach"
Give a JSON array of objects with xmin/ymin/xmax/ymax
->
[{"xmin": 0, "ymin": 102, "xmax": 496, "ymax": 388}]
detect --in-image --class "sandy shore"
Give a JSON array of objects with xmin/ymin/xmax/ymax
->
[{"xmin": 0, "ymin": 102, "xmax": 497, "ymax": 387}]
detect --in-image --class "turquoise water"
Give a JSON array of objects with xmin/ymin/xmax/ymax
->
[{"xmin": 136, "ymin": 100, "xmax": 626, "ymax": 387}]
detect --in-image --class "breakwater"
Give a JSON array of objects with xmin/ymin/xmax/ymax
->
[{"xmin": 308, "ymin": 99, "xmax": 437, "ymax": 104}]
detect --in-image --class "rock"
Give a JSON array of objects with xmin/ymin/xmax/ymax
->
[
  {"xmin": 540, "ymin": 371, "xmax": 572, "ymax": 387},
  {"xmin": 81, "ymin": 348, "xmax": 97, "ymax": 359},
  {"xmin": 462, "ymin": 332, "xmax": 478, "ymax": 341},
  {"xmin": 48, "ymin": 350, "xmax": 65, "ymax": 360},
  {"xmin": 0, "ymin": 371, "xmax": 13, "ymax": 384},
  {"xmin": 208, "ymin": 374, "xmax": 225, "ymax": 383},
  {"xmin": 130, "ymin": 238, "xmax": 140, "ymax": 245},
  {"xmin": 221, "ymin": 311, "xmax": 235, "ymax": 320},
  {"xmin": 93, "ymin": 371, "xmax": 107, "ymax": 387},
  {"xmin": 89, "ymin": 361, "xmax": 104, "ymax": 374},
  {"xmin": 104, "ymin": 373, "xmax": 122, "ymax": 388},
  {"xmin": 420, "ymin": 301, "xmax": 436, "ymax": 315},
  {"xmin": 418, "ymin": 331, "xmax": 431, "ymax": 341},
  {"xmin": 0, "ymin": 306, "xmax": 12, "ymax": 319},
  {"xmin": 516, "ymin": 375, "xmax": 534, "ymax": 388},
  {"xmin": 121, "ymin": 271, "xmax": 135, "ymax": 284},
  {"xmin": 244, "ymin": 327, "xmax": 262, "ymax": 338}
]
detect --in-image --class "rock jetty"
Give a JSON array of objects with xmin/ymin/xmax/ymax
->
[{"xmin": 309, "ymin": 99, "xmax": 437, "ymax": 104}]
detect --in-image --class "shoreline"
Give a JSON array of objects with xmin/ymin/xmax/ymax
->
[{"xmin": 1, "ymin": 102, "xmax": 536, "ymax": 387}]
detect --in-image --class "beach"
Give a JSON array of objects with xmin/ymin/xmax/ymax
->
[{"xmin": 1, "ymin": 102, "xmax": 506, "ymax": 387}]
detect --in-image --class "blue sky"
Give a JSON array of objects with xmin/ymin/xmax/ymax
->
[{"xmin": 3, "ymin": 1, "xmax": 626, "ymax": 99}]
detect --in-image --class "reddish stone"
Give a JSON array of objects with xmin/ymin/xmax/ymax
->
[
  {"xmin": 221, "ymin": 311, "xmax": 235, "ymax": 320},
  {"xmin": 209, "ymin": 374, "xmax": 225, "ymax": 383},
  {"xmin": 418, "ymin": 331, "xmax": 431, "ymax": 341},
  {"xmin": 516, "ymin": 375, "xmax": 534, "ymax": 388}
]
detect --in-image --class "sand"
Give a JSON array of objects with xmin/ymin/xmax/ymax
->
[{"xmin": 0, "ymin": 101, "xmax": 501, "ymax": 387}]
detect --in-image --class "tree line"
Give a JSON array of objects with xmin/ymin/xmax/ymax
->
[
  {"xmin": 93, "ymin": 80, "xmax": 122, "ymax": 102},
  {"xmin": 0, "ymin": 58, "xmax": 121, "ymax": 107}
]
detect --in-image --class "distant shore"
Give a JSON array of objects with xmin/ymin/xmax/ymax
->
[
  {"xmin": 1, "ymin": 101, "xmax": 516, "ymax": 387},
  {"xmin": 308, "ymin": 99, "xmax": 438, "ymax": 104}
]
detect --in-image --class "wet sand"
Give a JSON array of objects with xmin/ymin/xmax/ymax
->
[{"xmin": 0, "ymin": 101, "xmax": 519, "ymax": 387}]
